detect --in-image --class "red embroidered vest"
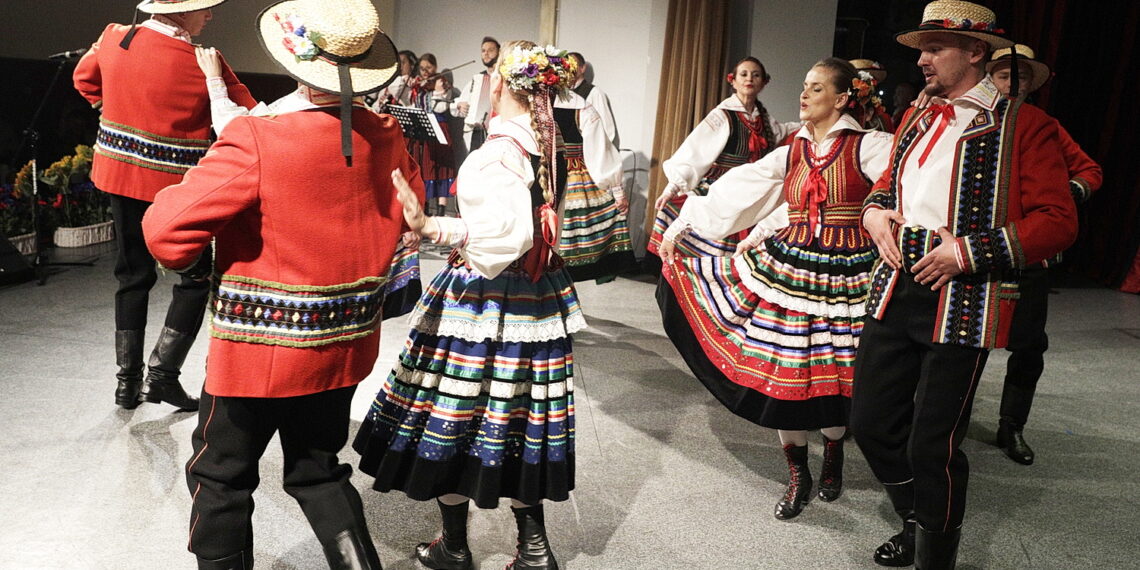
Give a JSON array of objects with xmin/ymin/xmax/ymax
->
[{"xmin": 778, "ymin": 131, "xmax": 872, "ymax": 251}]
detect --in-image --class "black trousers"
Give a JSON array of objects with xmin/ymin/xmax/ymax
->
[
  {"xmin": 109, "ymin": 193, "xmax": 209, "ymax": 332},
  {"xmin": 851, "ymin": 275, "xmax": 990, "ymax": 532},
  {"xmin": 185, "ymin": 385, "xmax": 371, "ymax": 559},
  {"xmin": 1001, "ymin": 266, "xmax": 1050, "ymax": 425}
]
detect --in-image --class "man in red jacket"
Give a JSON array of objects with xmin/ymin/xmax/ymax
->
[
  {"xmin": 73, "ymin": 0, "xmax": 254, "ymax": 412},
  {"xmin": 986, "ymin": 44, "xmax": 1103, "ymax": 466},
  {"xmin": 142, "ymin": 0, "xmax": 415, "ymax": 567}
]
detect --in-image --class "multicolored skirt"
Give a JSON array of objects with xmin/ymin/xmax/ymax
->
[
  {"xmin": 380, "ymin": 239, "xmax": 421, "ymax": 320},
  {"xmin": 658, "ymin": 236, "xmax": 875, "ymax": 429},
  {"xmin": 353, "ymin": 256, "xmax": 587, "ymax": 508},
  {"xmin": 647, "ymin": 191, "xmax": 749, "ymax": 259},
  {"xmin": 559, "ymin": 156, "xmax": 635, "ymax": 281}
]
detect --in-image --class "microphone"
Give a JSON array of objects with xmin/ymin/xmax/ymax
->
[{"xmin": 49, "ymin": 48, "xmax": 88, "ymax": 60}]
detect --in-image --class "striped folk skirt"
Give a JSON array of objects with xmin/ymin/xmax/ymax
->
[
  {"xmin": 353, "ymin": 256, "xmax": 587, "ymax": 508},
  {"xmin": 647, "ymin": 192, "xmax": 749, "ymax": 258},
  {"xmin": 380, "ymin": 238, "xmax": 422, "ymax": 320},
  {"xmin": 658, "ymin": 236, "xmax": 875, "ymax": 429},
  {"xmin": 559, "ymin": 156, "xmax": 635, "ymax": 281}
]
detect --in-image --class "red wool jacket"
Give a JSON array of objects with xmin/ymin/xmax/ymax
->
[
  {"xmin": 73, "ymin": 24, "xmax": 255, "ymax": 202},
  {"xmin": 142, "ymin": 108, "xmax": 424, "ymax": 398}
]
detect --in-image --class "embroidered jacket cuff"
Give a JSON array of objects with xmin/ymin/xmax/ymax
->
[
  {"xmin": 957, "ymin": 227, "xmax": 1020, "ymax": 274},
  {"xmin": 1070, "ymin": 179, "xmax": 1091, "ymax": 204}
]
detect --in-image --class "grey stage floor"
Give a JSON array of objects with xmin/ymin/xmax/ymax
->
[{"xmin": 2, "ymin": 242, "xmax": 1139, "ymax": 569}]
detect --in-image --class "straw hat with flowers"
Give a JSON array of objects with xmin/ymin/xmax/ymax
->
[
  {"xmin": 895, "ymin": 0, "xmax": 1014, "ymax": 51},
  {"xmin": 138, "ymin": 0, "xmax": 227, "ymax": 14}
]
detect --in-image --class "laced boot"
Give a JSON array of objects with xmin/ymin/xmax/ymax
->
[
  {"xmin": 996, "ymin": 417, "xmax": 1034, "ymax": 465},
  {"xmin": 139, "ymin": 326, "xmax": 200, "ymax": 411},
  {"xmin": 915, "ymin": 525, "xmax": 960, "ymax": 570},
  {"xmin": 774, "ymin": 444, "xmax": 812, "ymax": 520},
  {"xmin": 114, "ymin": 330, "xmax": 145, "ymax": 409},
  {"xmin": 506, "ymin": 504, "xmax": 558, "ymax": 570},
  {"xmin": 817, "ymin": 433, "xmax": 844, "ymax": 502},
  {"xmin": 415, "ymin": 499, "xmax": 474, "ymax": 570},
  {"xmin": 874, "ymin": 482, "xmax": 916, "ymax": 567},
  {"xmin": 323, "ymin": 527, "xmax": 383, "ymax": 570},
  {"xmin": 196, "ymin": 548, "xmax": 252, "ymax": 570}
]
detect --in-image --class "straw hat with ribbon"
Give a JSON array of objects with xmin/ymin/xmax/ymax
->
[
  {"xmin": 257, "ymin": 0, "xmax": 399, "ymax": 166},
  {"xmin": 987, "ymin": 44, "xmax": 1052, "ymax": 95},
  {"xmin": 895, "ymin": 1, "xmax": 1013, "ymax": 51},
  {"xmin": 850, "ymin": 59, "xmax": 887, "ymax": 83},
  {"xmin": 138, "ymin": 0, "xmax": 227, "ymax": 14}
]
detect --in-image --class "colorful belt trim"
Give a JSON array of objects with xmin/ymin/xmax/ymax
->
[
  {"xmin": 897, "ymin": 226, "xmax": 943, "ymax": 271},
  {"xmin": 210, "ymin": 274, "xmax": 389, "ymax": 348},
  {"xmin": 95, "ymin": 118, "xmax": 210, "ymax": 175}
]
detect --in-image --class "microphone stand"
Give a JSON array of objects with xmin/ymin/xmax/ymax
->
[{"xmin": 15, "ymin": 57, "xmax": 95, "ymax": 286}]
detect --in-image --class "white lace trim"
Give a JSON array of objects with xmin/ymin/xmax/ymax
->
[
  {"xmin": 394, "ymin": 366, "xmax": 575, "ymax": 399},
  {"xmin": 409, "ymin": 310, "xmax": 588, "ymax": 343},
  {"xmin": 724, "ymin": 255, "xmax": 868, "ymax": 320}
]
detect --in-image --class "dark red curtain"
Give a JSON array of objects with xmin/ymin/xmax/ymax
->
[{"xmin": 986, "ymin": 0, "xmax": 1140, "ymax": 289}]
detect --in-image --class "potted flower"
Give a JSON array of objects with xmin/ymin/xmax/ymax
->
[
  {"xmin": 42, "ymin": 145, "xmax": 114, "ymax": 248},
  {"xmin": 2, "ymin": 162, "xmax": 39, "ymax": 255}
]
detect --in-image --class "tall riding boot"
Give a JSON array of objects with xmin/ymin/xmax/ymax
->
[
  {"xmin": 997, "ymin": 382, "xmax": 1036, "ymax": 465},
  {"xmin": 196, "ymin": 548, "xmax": 253, "ymax": 570},
  {"xmin": 774, "ymin": 444, "xmax": 812, "ymax": 520},
  {"xmin": 874, "ymin": 482, "xmax": 916, "ymax": 567},
  {"xmin": 817, "ymin": 434, "xmax": 844, "ymax": 502},
  {"xmin": 322, "ymin": 526, "xmax": 383, "ymax": 570},
  {"xmin": 915, "ymin": 525, "xmax": 960, "ymax": 570},
  {"xmin": 415, "ymin": 499, "xmax": 474, "ymax": 570},
  {"xmin": 139, "ymin": 326, "xmax": 200, "ymax": 411},
  {"xmin": 506, "ymin": 504, "xmax": 558, "ymax": 570},
  {"xmin": 114, "ymin": 330, "xmax": 145, "ymax": 409}
]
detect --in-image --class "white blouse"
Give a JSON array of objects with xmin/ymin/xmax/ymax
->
[
  {"xmin": 665, "ymin": 114, "xmax": 894, "ymax": 243},
  {"xmin": 432, "ymin": 114, "xmax": 542, "ymax": 279},
  {"xmin": 662, "ymin": 95, "xmax": 800, "ymax": 193},
  {"xmin": 555, "ymin": 92, "xmax": 624, "ymax": 198}
]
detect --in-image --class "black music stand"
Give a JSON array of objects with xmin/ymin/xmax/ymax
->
[{"xmin": 382, "ymin": 104, "xmax": 448, "ymax": 144}]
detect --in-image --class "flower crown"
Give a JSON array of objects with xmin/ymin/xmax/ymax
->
[
  {"xmin": 498, "ymin": 44, "xmax": 578, "ymax": 96},
  {"xmin": 275, "ymin": 13, "xmax": 323, "ymax": 62},
  {"xmin": 848, "ymin": 70, "xmax": 883, "ymax": 109}
]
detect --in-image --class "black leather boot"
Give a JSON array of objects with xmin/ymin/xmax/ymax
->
[
  {"xmin": 197, "ymin": 548, "xmax": 253, "ymax": 570},
  {"xmin": 915, "ymin": 525, "xmax": 960, "ymax": 570},
  {"xmin": 774, "ymin": 444, "xmax": 812, "ymax": 520},
  {"xmin": 817, "ymin": 434, "xmax": 844, "ymax": 502},
  {"xmin": 996, "ymin": 418, "xmax": 1034, "ymax": 465},
  {"xmin": 506, "ymin": 504, "xmax": 558, "ymax": 570},
  {"xmin": 415, "ymin": 499, "xmax": 474, "ymax": 570},
  {"xmin": 114, "ymin": 330, "xmax": 145, "ymax": 409},
  {"xmin": 322, "ymin": 527, "xmax": 383, "ymax": 570},
  {"xmin": 139, "ymin": 326, "xmax": 200, "ymax": 411},
  {"xmin": 874, "ymin": 482, "xmax": 916, "ymax": 567},
  {"xmin": 435, "ymin": 202, "xmax": 447, "ymax": 217}
]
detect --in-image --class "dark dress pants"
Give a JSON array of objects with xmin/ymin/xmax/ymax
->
[
  {"xmin": 185, "ymin": 385, "xmax": 371, "ymax": 559},
  {"xmin": 851, "ymin": 275, "xmax": 990, "ymax": 532},
  {"xmin": 1001, "ymin": 266, "xmax": 1049, "ymax": 425},
  {"xmin": 109, "ymin": 193, "xmax": 209, "ymax": 333}
]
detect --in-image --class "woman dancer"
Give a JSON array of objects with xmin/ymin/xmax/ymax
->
[
  {"xmin": 354, "ymin": 41, "xmax": 582, "ymax": 570},
  {"xmin": 408, "ymin": 53, "xmax": 458, "ymax": 216},
  {"xmin": 554, "ymin": 90, "xmax": 636, "ymax": 282},
  {"xmin": 647, "ymin": 56, "xmax": 798, "ymax": 260},
  {"xmin": 658, "ymin": 58, "xmax": 892, "ymax": 521}
]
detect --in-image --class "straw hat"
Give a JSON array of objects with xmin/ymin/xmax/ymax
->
[
  {"xmin": 896, "ymin": 1, "xmax": 1013, "ymax": 51},
  {"xmin": 986, "ymin": 44, "xmax": 1052, "ymax": 94},
  {"xmin": 138, "ymin": 0, "xmax": 228, "ymax": 14},
  {"xmin": 257, "ymin": 0, "xmax": 398, "ymax": 96},
  {"xmin": 850, "ymin": 59, "xmax": 887, "ymax": 83}
]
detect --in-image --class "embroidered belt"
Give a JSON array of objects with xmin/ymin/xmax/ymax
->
[
  {"xmin": 447, "ymin": 248, "xmax": 565, "ymax": 275},
  {"xmin": 896, "ymin": 226, "xmax": 944, "ymax": 271},
  {"xmin": 780, "ymin": 204, "xmax": 869, "ymax": 251},
  {"xmin": 210, "ymin": 274, "xmax": 389, "ymax": 348},
  {"xmin": 94, "ymin": 118, "xmax": 210, "ymax": 175}
]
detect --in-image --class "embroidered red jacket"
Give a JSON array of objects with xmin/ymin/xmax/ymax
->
[
  {"xmin": 73, "ymin": 24, "xmax": 255, "ymax": 202},
  {"xmin": 142, "ymin": 109, "xmax": 423, "ymax": 398}
]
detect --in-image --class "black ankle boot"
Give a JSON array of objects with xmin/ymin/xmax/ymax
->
[
  {"xmin": 506, "ymin": 504, "xmax": 558, "ymax": 570},
  {"xmin": 774, "ymin": 444, "xmax": 812, "ymax": 520},
  {"xmin": 874, "ymin": 518, "xmax": 916, "ymax": 567},
  {"xmin": 915, "ymin": 525, "xmax": 960, "ymax": 570},
  {"xmin": 435, "ymin": 202, "xmax": 447, "ymax": 217},
  {"xmin": 114, "ymin": 330, "xmax": 145, "ymax": 409},
  {"xmin": 415, "ymin": 499, "xmax": 474, "ymax": 570},
  {"xmin": 323, "ymin": 527, "xmax": 383, "ymax": 570},
  {"xmin": 140, "ymin": 326, "xmax": 200, "ymax": 411},
  {"xmin": 197, "ymin": 548, "xmax": 253, "ymax": 570},
  {"xmin": 817, "ymin": 434, "xmax": 844, "ymax": 502},
  {"xmin": 996, "ymin": 418, "xmax": 1034, "ymax": 465}
]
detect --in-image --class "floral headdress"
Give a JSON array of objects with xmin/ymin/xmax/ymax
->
[
  {"xmin": 849, "ymin": 70, "xmax": 883, "ymax": 109},
  {"xmin": 498, "ymin": 44, "xmax": 578, "ymax": 98}
]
